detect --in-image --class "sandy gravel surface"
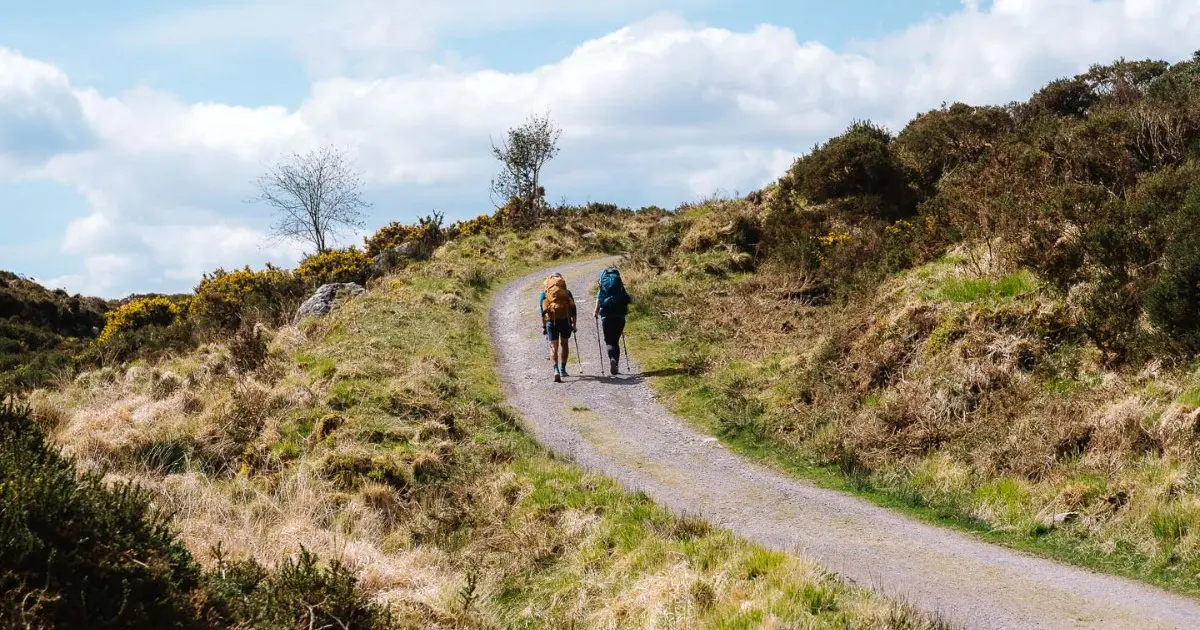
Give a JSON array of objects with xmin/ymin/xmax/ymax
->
[{"xmin": 490, "ymin": 258, "xmax": 1200, "ymax": 629}]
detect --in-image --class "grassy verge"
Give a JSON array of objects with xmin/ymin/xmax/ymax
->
[
  {"xmin": 622, "ymin": 250, "xmax": 1200, "ymax": 598},
  {"xmin": 30, "ymin": 231, "xmax": 948, "ymax": 628}
]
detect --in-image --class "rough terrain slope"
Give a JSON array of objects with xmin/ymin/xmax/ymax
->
[{"xmin": 491, "ymin": 258, "xmax": 1200, "ymax": 630}]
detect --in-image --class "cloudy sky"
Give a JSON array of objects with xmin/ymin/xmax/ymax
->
[{"xmin": 1, "ymin": 0, "xmax": 1197, "ymax": 297}]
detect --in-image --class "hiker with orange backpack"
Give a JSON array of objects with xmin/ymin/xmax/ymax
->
[{"xmin": 539, "ymin": 272, "xmax": 577, "ymax": 383}]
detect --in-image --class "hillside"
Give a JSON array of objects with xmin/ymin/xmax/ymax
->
[
  {"xmin": 5, "ymin": 209, "xmax": 947, "ymax": 628},
  {"xmin": 622, "ymin": 51, "xmax": 1200, "ymax": 593},
  {"xmin": 0, "ymin": 271, "xmax": 109, "ymax": 394}
]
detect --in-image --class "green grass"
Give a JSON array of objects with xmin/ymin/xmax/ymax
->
[
  {"xmin": 623, "ymin": 303, "xmax": 1200, "ymax": 598},
  {"xmin": 928, "ymin": 270, "xmax": 1038, "ymax": 303}
]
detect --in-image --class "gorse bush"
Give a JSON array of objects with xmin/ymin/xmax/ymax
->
[
  {"xmin": 784, "ymin": 120, "xmax": 917, "ymax": 221},
  {"xmin": 0, "ymin": 398, "xmax": 392, "ymax": 629},
  {"xmin": 363, "ymin": 221, "xmax": 419, "ymax": 257},
  {"xmin": 296, "ymin": 248, "xmax": 373, "ymax": 287},
  {"xmin": 190, "ymin": 265, "xmax": 305, "ymax": 333},
  {"xmin": 364, "ymin": 211, "xmax": 448, "ymax": 260},
  {"xmin": 98, "ymin": 296, "xmax": 182, "ymax": 345},
  {"xmin": 0, "ymin": 398, "xmax": 205, "ymax": 628},
  {"xmin": 202, "ymin": 547, "xmax": 392, "ymax": 630},
  {"xmin": 894, "ymin": 103, "xmax": 1014, "ymax": 194},
  {"xmin": 449, "ymin": 212, "xmax": 500, "ymax": 238},
  {"xmin": 1145, "ymin": 191, "xmax": 1200, "ymax": 353}
]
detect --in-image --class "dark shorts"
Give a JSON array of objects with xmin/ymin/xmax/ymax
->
[{"xmin": 545, "ymin": 319, "xmax": 573, "ymax": 341}]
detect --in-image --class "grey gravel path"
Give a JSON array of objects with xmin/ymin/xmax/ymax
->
[{"xmin": 490, "ymin": 258, "xmax": 1200, "ymax": 630}]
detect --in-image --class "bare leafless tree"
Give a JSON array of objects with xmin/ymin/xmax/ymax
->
[
  {"xmin": 254, "ymin": 145, "xmax": 371, "ymax": 254},
  {"xmin": 490, "ymin": 111, "xmax": 562, "ymax": 226}
]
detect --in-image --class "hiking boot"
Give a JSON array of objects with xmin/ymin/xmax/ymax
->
[
  {"xmin": 610, "ymin": 359, "xmax": 618, "ymax": 375},
  {"xmin": 553, "ymin": 367, "xmax": 562, "ymax": 383},
  {"xmin": 559, "ymin": 364, "xmax": 569, "ymax": 377}
]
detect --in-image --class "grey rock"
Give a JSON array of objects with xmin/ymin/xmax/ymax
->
[
  {"xmin": 1049, "ymin": 511, "xmax": 1081, "ymax": 525},
  {"xmin": 372, "ymin": 242, "xmax": 420, "ymax": 275},
  {"xmin": 294, "ymin": 283, "xmax": 365, "ymax": 324},
  {"xmin": 581, "ymin": 231, "xmax": 598, "ymax": 239}
]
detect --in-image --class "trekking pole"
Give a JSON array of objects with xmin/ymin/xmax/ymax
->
[
  {"xmin": 574, "ymin": 326, "xmax": 583, "ymax": 372},
  {"xmin": 594, "ymin": 316, "xmax": 605, "ymax": 376},
  {"xmin": 621, "ymin": 334, "xmax": 631, "ymax": 373}
]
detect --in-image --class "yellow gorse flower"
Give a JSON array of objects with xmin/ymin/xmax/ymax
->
[
  {"xmin": 296, "ymin": 249, "xmax": 372, "ymax": 286},
  {"xmin": 818, "ymin": 232, "xmax": 851, "ymax": 247},
  {"xmin": 98, "ymin": 297, "xmax": 182, "ymax": 345}
]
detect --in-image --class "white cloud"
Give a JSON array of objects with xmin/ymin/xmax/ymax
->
[
  {"xmin": 6, "ymin": 0, "xmax": 1200, "ymax": 296},
  {"xmin": 128, "ymin": 0, "xmax": 707, "ymax": 76},
  {"xmin": 0, "ymin": 48, "xmax": 94, "ymax": 164}
]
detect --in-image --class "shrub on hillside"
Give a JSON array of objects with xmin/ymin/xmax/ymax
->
[
  {"xmin": 202, "ymin": 547, "xmax": 392, "ymax": 629},
  {"xmin": 98, "ymin": 297, "xmax": 182, "ymax": 345},
  {"xmin": 450, "ymin": 212, "xmax": 500, "ymax": 238},
  {"xmin": 364, "ymin": 221, "xmax": 419, "ymax": 257},
  {"xmin": 0, "ymin": 272, "xmax": 109, "ymax": 393},
  {"xmin": 894, "ymin": 103, "xmax": 1014, "ymax": 193},
  {"xmin": 0, "ymin": 399, "xmax": 205, "ymax": 627},
  {"xmin": 686, "ymin": 52, "xmax": 1200, "ymax": 360},
  {"xmin": 1026, "ymin": 77, "xmax": 1099, "ymax": 118},
  {"xmin": 1146, "ymin": 192, "xmax": 1200, "ymax": 352},
  {"xmin": 785, "ymin": 120, "xmax": 917, "ymax": 220},
  {"xmin": 190, "ymin": 265, "xmax": 306, "ymax": 334},
  {"xmin": 92, "ymin": 297, "xmax": 195, "ymax": 364},
  {"xmin": 0, "ymin": 271, "xmax": 109, "ymax": 338},
  {"xmin": 296, "ymin": 248, "xmax": 373, "ymax": 287},
  {"xmin": 0, "ymin": 399, "xmax": 393, "ymax": 628},
  {"xmin": 364, "ymin": 211, "xmax": 448, "ymax": 261}
]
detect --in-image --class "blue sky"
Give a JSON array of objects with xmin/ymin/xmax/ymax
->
[{"xmin": 1, "ymin": 0, "xmax": 1198, "ymax": 297}]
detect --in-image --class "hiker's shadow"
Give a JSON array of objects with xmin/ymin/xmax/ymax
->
[
  {"xmin": 638, "ymin": 368, "xmax": 691, "ymax": 378},
  {"xmin": 578, "ymin": 374, "xmax": 646, "ymax": 386},
  {"xmin": 576, "ymin": 367, "xmax": 690, "ymax": 385}
]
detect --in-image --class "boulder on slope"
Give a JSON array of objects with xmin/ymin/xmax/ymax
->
[{"xmin": 294, "ymin": 283, "xmax": 365, "ymax": 325}]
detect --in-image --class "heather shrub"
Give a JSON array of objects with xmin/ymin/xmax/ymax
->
[
  {"xmin": 190, "ymin": 265, "xmax": 305, "ymax": 333},
  {"xmin": 0, "ymin": 399, "xmax": 392, "ymax": 628},
  {"xmin": 296, "ymin": 248, "xmax": 373, "ymax": 287}
]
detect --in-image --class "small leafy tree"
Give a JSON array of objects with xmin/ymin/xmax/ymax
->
[
  {"xmin": 490, "ymin": 111, "xmax": 562, "ymax": 227},
  {"xmin": 255, "ymin": 145, "xmax": 371, "ymax": 254}
]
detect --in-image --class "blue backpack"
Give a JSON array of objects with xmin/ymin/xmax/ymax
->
[{"xmin": 597, "ymin": 267, "xmax": 630, "ymax": 317}]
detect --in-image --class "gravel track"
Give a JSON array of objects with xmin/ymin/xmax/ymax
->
[{"xmin": 490, "ymin": 258, "xmax": 1200, "ymax": 630}]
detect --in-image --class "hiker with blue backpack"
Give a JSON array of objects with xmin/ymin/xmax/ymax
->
[{"xmin": 593, "ymin": 266, "xmax": 631, "ymax": 375}]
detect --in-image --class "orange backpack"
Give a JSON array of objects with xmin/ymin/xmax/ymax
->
[{"xmin": 542, "ymin": 275, "xmax": 573, "ymax": 321}]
